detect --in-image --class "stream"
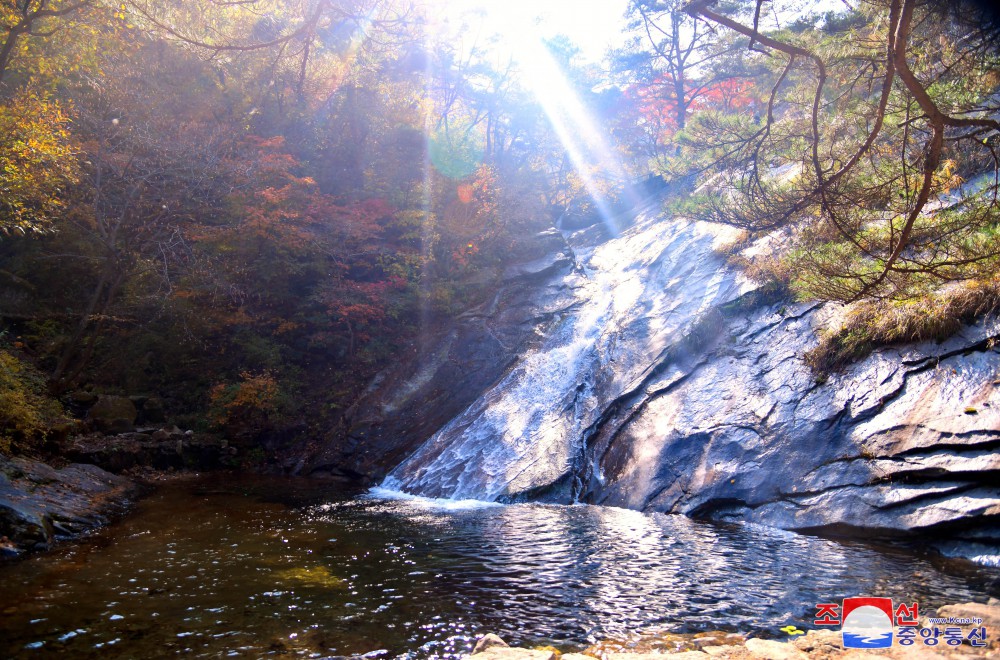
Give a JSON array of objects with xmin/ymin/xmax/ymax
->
[{"xmin": 1, "ymin": 474, "xmax": 997, "ymax": 658}]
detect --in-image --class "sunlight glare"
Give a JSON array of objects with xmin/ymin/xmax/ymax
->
[{"xmin": 425, "ymin": 0, "xmax": 636, "ymax": 236}]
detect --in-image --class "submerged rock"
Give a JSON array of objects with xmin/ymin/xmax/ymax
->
[{"xmin": 0, "ymin": 455, "xmax": 141, "ymax": 556}]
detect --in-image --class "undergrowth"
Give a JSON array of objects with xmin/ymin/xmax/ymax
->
[{"xmin": 0, "ymin": 342, "xmax": 65, "ymax": 454}]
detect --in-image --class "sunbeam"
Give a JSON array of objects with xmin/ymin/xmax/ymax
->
[
  {"xmin": 422, "ymin": 0, "xmax": 637, "ymax": 236},
  {"xmin": 517, "ymin": 38, "xmax": 637, "ymax": 236}
]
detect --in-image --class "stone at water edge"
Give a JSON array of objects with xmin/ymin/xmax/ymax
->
[
  {"xmin": 472, "ymin": 634, "xmax": 510, "ymax": 654},
  {"xmin": 700, "ymin": 647, "xmax": 743, "ymax": 657},
  {"xmin": 743, "ymin": 638, "xmax": 808, "ymax": 660},
  {"xmin": 0, "ymin": 456, "xmax": 140, "ymax": 555},
  {"xmin": 934, "ymin": 600, "xmax": 1000, "ymax": 632},
  {"xmin": 609, "ymin": 653, "xmax": 711, "ymax": 659},
  {"xmin": 468, "ymin": 649, "xmax": 555, "ymax": 660}
]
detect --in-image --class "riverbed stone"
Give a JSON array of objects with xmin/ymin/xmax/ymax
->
[
  {"xmin": 468, "ymin": 648, "xmax": 555, "ymax": 660},
  {"xmin": 609, "ymin": 654, "xmax": 708, "ymax": 660},
  {"xmin": 743, "ymin": 638, "xmax": 807, "ymax": 660},
  {"xmin": 790, "ymin": 629, "xmax": 842, "ymax": 652},
  {"xmin": 700, "ymin": 646, "xmax": 741, "ymax": 657},
  {"xmin": 935, "ymin": 601, "xmax": 1000, "ymax": 631}
]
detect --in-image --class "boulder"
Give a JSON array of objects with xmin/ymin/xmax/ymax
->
[
  {"xmin": 87, "ymin": 395, "xmax": 138, "ymax": 433},
  {"xmin": 0, "ymin": 455, "xmax": 141, "ymax": 555},
  {"xmin": 69, "ymin": 390, "xmax": 98, "ymax": 406}
]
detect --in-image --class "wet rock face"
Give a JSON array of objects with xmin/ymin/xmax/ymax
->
[
  {"xmin": 330, "ymin": 212, "xmax": 1000, "ymax": 560},
  {"xmin": 299, "ymin": 229, "xmax": 579, "ymax": 480},
  {"xmin": 384, "ymin": 217, "xmax": 749, "ymax": 502},
  {"xmin": 598, "ymin": 301, "xmax": 1000, "ymax": 560},
  {"xmin": 585, "ymin": 300, "xmax": 1000, "ymax": 552}
]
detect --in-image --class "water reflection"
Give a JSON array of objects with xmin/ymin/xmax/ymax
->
[{"xmin": 0, "ymin": 477, "xmax": 996, "ymax": 659}]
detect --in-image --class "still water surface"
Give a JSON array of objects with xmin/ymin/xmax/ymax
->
[{"xmin": 1, "ymin": 475, "xmax": 997, "ymax": 658}]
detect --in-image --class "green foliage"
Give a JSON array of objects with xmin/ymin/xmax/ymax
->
[{"xmin": 669, "ymin": 0, "xmax": 1000, "ymax": 303}]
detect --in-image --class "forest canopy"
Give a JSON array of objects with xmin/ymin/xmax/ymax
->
[{"xmin": 1, "ymin": 0, "xmax": 999, "ymax": 450}]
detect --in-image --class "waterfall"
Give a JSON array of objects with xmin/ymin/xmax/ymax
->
[{"xmin": 383, "ymin": 211, "xmax": 751, "ymax": 501}]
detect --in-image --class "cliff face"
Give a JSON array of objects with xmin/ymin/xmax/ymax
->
[{"xmin": 310, "ymin": 209, "xmax": 1000, "ymax": 563}]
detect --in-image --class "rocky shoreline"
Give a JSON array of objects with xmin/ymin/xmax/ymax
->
[
  {"xmin": 0, "ymin": 454, "xmax": 143, "ymax": 558},
  {"xmin": 0, "ymin": 427, "xmax": 231, "ymax": 558},
  {"xmin": 468, "ymin": 600, "xmax": 999, "ymax": 659}
]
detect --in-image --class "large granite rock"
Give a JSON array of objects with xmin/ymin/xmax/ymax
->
[
  {"xmin": 583, "ymin": 300, "xmax": 1000, "ymax": 559},
  {"xmin": 0, "ymin": 455, "xmax": 141, "ymax": 556},
  {"xmin": 320, "ymin": 211, "xmax": 1000, "ymax": 562}
]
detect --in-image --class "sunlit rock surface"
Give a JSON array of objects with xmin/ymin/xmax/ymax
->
[{"xmin": 332, "ymin": 210, "xmax": 1000, "ymax": 561}]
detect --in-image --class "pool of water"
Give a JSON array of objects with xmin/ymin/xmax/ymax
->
[{"xmin": 1, "ymin": 474, "xmax": 997, "ymax": 658}]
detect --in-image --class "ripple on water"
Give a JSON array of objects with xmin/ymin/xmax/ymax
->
[{"xmin": 0, "ymin": 475, "xmax": 997, "ymax": 659}]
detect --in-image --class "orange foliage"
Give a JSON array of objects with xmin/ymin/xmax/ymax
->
[{"xmin": 208, "ymin": 371, "xmax": 281, "ymax": 428}]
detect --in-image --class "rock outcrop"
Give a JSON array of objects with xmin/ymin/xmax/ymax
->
[
  {"xmin": 466, "ymin": 602, "xmax": 1000, "ymax": 659},
  {"xmin": 86, "ymin": 395, "xmax": 139, "ymax": 434},
  {"xmin": 324, "ymin": 210, "xmax": 1000, "ymax": 562},
  {"xmin": 65, "ymin": 430, "xmax": 228, "ymax": 474},
  {"xmin": 0, "ymin": 455, "xmax": 142, "ymax": 557}
]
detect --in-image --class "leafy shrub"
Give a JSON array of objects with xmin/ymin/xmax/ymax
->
[
  {"xmin": 207, "ymin": 371, "xmax": 288, "ymax": 439},
  {"xmin": 0, "ymin": 348, "xmax": 64, "ymax": 454}
]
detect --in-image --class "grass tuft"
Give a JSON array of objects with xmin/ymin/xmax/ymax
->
[{"xmin": 805, "ymin": 277, "xmax": 1000, "ymax": 373}]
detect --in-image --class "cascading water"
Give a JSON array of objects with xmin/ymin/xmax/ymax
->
[
  {"xmin": 383, "ymin": 212, "xmax": 750, "ymax": 501},
  {"xmin": 377, "ymin": 201, "xmax": 1000, "ymax": 567}
]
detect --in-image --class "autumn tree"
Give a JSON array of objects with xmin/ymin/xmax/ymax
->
[
  {"xmin": 614, "ymin": 0, "xmax": 744, "ymax": 167},
  {"xmin": 0, "ymin": 0, "xmax": 99, "ymax": 86},
  {"xmin": 40, "ymin": 38, "xmax": 244, "ymax": 391},
  {"xmin": 0, "ymin": 86, "xmax": 78, "ymax": 235}
]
